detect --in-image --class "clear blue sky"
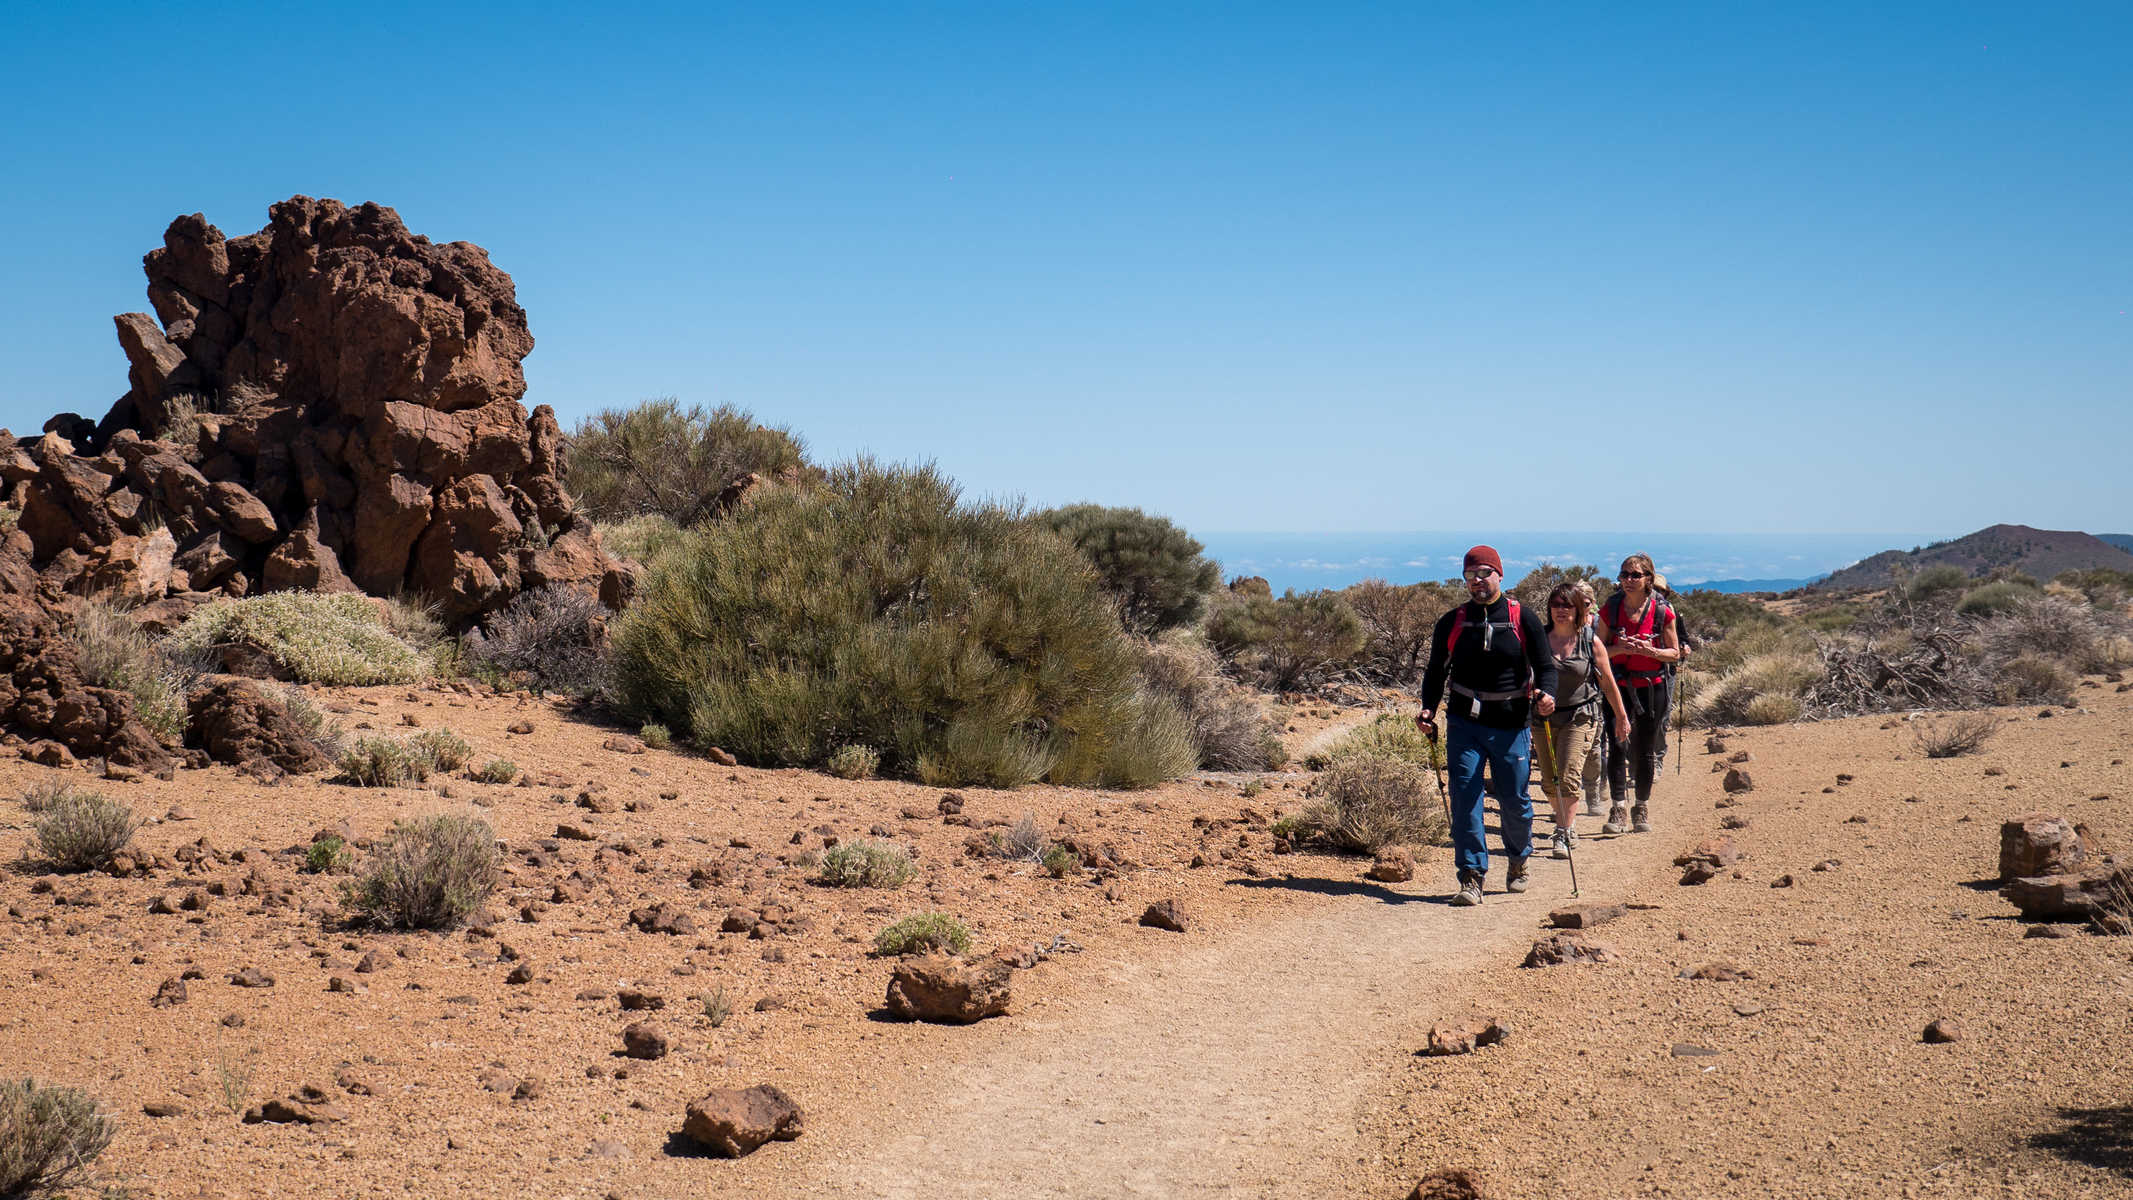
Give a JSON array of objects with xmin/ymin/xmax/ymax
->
[{"xmin": 4, "ymin": 2, "xmax": 2127, "ymax": 536}]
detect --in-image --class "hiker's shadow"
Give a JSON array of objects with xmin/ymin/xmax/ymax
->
[
  {"xmin": 2030, "ymin": 1103, "xmax": 2133, "ymax": 1177},
  {"xmin": 1225, "ymin": 875, "xmax": 1444, "ymax": 905}
]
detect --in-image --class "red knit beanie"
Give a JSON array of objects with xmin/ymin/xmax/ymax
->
[{"xmin": 1463, "ymin": 545, "xmax": 1503, "ymax": 575}]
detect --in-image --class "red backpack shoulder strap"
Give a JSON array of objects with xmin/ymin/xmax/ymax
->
[
  {"xmin": 1505, "ymin": 600, "xmax": 1524, "ymax": 649},
  {"xmin": 1448, "ymin": 607, "xmax": 1468, "ymax": 655}
]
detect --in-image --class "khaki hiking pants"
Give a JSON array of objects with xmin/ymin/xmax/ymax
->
[{"xmin": 1531, "ymin": 708, "xmax": 1602, "ymax": 812}]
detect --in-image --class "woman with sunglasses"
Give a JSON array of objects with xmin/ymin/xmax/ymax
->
[
  {"xmin": 1532, "ymin": 583, "xmax": 1629, "ymax": 858},
  {"xmin": 1596, "ymin": 553, "xmax": 1681, "ymax": 834}
]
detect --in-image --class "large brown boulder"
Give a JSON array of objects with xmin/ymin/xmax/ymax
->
[
  {"xmin": 0, "ymin": 582, "xmax": 173, "ymax": 770},
  {"xmin": 678, "ymin": 1085, "xmax": 804, "ymax": 1158},
  {"xmin": 2000, "ymin": 813, "xmax": 2088, "ymax": 882},
  {"xmin": 8, "ymin": 197, "xmax": 624, "ymax": 626},
  {"xmin": 883, "ymin": 954, "xmax": 1012, "ymax": 1023},
  {"xmin": 2003, "ymin": 866, "xmax": 2130, "ymax": 922},
  {"xmin": 185, "ymin": 678, "xmax": 332, "ymax": 774}
]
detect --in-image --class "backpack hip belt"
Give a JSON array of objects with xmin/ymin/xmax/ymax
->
[{"xmin": 1450, "ymin": 681, "xmax": 1527, "ymax": 704}]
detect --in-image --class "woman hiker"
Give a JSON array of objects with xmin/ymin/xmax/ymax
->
[
  {"xmin": 1596, "ymin": 553, "xmax": 1681, "ymax": 834},
  {"xmin": 1415, "ymin": 546, "xmax": 1557, "ymax": 907},
  {"xmin": 1571, "ymin": 578, "xmax": 1607, "ymax": 819},
  {"xmin": 1532, "ymin": 583, "xmax": 1629, "ymax": 859}
]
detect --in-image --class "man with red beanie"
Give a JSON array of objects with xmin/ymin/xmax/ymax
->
[{"xmin": 1417, "ymin": 546, "xmax": 1557, "ymax": 906}]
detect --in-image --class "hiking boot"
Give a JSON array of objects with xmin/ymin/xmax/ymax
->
[
  {"xmin": 1451, "ymin": 871, "xmax": 1483, "ymax": 907},
  {"xmin": 1549, "ymin": 826, "xmax": 1573, "ymax": 860},
  {"xmin": 1631, "ymin": 804, "xmax": 1651, "ymax": 834},
  {"xmin": 1602, "ymin": 805, "xmax": 1630, "ymax": 835},
  {"xmin": 1505, "ymin": 857, "xmax": 1531, "ymax": 893},
  {"xmin": 1583, "ymin": 798, "xmax": 1606, "ymax": 818}
]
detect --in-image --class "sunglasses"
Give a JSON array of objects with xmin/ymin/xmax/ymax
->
[
  {"xmin": 1619, "ymin": 571, "xmax": 1648, "ymax": 580},
  {"xmin": 1463, "ymin": 568, "xmax": 1498, "ymax": 580},
  {"xmin": 1548, "ymin": 602, "xmax": 1574, "ymax": 610}
]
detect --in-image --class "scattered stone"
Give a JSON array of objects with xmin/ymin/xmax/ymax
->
[
  {"xmin": 705, "ymin": 747, "xmax": 739, "ymax": 767},
  {"xmin": 230, "ymin": 967, "xmax": 275, "ymax": 988},
  {"xmin": 1727, "ymin": 750, "xmax": 1753, "ymax": 764},
  {"xmin": 355, "ymin": 951, "xmax": 389, "ymax": 974},
  {"xmin": 150, "ymin": 977, "xmax": 187, "ymax": 1007},
  {"xmin": 1423, "ymin": 1018, "xmax": 1509, "ymax": 1056},
  {"xmin": 679, "ymin": 1085, "xmax": 804, "ymax": 1158},
  {"xmin": 1139, "ymin": 900, "xmax": 1188, "ymax": 932},
  {"xmin": 1408, "ymin": 1167, "xmax": 1489, "ymax": 1200},
  {"xmin": 1732, "ymin": 1000, "xmax": 1765, "ymax": 1017},
  {"xmin": 504, "ymin": 962, "xmax": 534, "ymax": 985},
  {"xmin": 628, "ymin": 903, "xmax": 698, "ymax": 937},
  {"xmin": 1999, "ymin": 813, "xmax": 2088, "ymax": 882},
  {"xmin": 1367, "ymin": 848, "xmax": 1415, "ymax": 883},
  {"xmin": 142, "ymin": 1100, "xmax": 185, "ymax": 1118},
  {"xmin": 1704, "ymin": 736, "xmax": 1727, "ymax": 754},
  {"xmin": 586, "ymin": 1139, "xmax": 630, "ymax": 1160},
  {"xmin": 884, "ymin": 955, "xmax": 1013, "ymax": 1023},
  {"xmin": 937, "ymin": 793, "xmax": 965, "ymax": 815},
  {"xmin": 1922, "ymin": 1019, "xmax": 1963, "ymax": 1044},
  {"xmin": 1721, "ymin": 767, "xmax": 1754, "ymax": 794},
  {"xmin": 1770, "ymin": 874, "xmax": 1795, "ymax": 889},
  {"xmin": 2023, "ymin": 924, "xmax": 2081, "ymax": 939},
  {"xmin": 326, "ymin": 976, "xmax": 364, "ymax": 994},
  {"xmin": 2003, "ymin": 865, "xmax": 2132, "ymax": 921},
  {"xmin": 622, "ymin": 1021, "xmax": 672, "ymax": 1060},
  {"xmin": 1719, "ymin": 815, "xmax": 1751, "ymax": 831},
  {"xmin": 1812, "ymin": 859, "xmax": 1840, "ymax": 872},
  {"xmin": 1522, "ymin": 933, "xmax": 1616, "ymax": 968},
  {"xmin": 186, "ymin": 679, "xmax": 334, "ymax": 774},
  {"xmin": 1681, "ymin": 962, "xmax": 1753, "ymax": 982},
  {"xmin": 618, "ymin": 988, "xmax": 665, "ymax": 1011},
  {"xmin": 1547, "ymin": 903, "xmax": 1626, "ymax": 929},
  {"xmin": 602, "ymin": 736, "xmax": 646, "ymax": 755},
  {"xmin": 555, "ymin": 823, "xmax": 598, "ymax": 841}
]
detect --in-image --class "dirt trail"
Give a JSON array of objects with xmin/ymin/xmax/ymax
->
[{"xmin": 790, "ymin": 820, "xmax": 1686, "ymax": 1198}]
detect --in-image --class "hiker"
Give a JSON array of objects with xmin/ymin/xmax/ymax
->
[
  {"xmin": 1597, "ymin": 553, "xmax": 1680, "ymax": 833},
  {"xmin": 1415, "ymin": 546, "xmax": 1557, "ymax": 907},
  {"xmin": 1532, "ymin": 583, "xmax": 1629, "ymax": 860},
  {"xmin": 1572, "ymin": 578, "xmax": 1607, "ymax": 818}
]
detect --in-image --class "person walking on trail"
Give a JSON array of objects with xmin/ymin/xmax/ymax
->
[
  {"xmin": 1597, "ymin": 553, "xmax": 1681, "ymax": 834},
  {"xmin": 1532, "ymin": 583, "xmax": 1629, "ymax": 860},
  {"xmin": 1415, "ymin": 546, "xmax": 1557, "ymax": 907},
  {"xmin": 1572, "ymin": 579, "xmax": 1607, "ymax": 819}
]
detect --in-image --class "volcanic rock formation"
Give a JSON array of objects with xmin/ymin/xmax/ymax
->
[{"xmin": 2, "ymin": 196, "xmax": 625, "ymax": 627}]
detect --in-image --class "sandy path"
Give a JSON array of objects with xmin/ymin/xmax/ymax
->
[{"xmin": 789, "ymin": 814, "xmax": 1685, "ymax": 1198}]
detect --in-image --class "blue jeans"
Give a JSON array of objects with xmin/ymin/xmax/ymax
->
[{"xmin": 1447, "ymin": 714, "xmax": 1534, "ymax": 877}]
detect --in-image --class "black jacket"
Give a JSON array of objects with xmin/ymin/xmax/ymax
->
[{"xmin": 1420, "ymin": 595, "xmax": 1558, "ymax": 730}]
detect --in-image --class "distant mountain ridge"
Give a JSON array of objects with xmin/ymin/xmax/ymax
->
[
  {"xmin": 2099, "ymin": 534, "xmax": 2133, "ymax": 554},
  {"xmin": 1813, "ymin": 524, "xmax": 2133, "ymax": 592}
]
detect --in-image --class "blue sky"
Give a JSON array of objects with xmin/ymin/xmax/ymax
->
[{"xmin": 3, "ymin": 2, "xmax": 2127, "ymax": 536}]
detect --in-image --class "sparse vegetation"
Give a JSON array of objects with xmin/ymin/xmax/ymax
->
[
  {"xmin": 610, "ymin": 460, "xmax": 1196, "ymax": 788},
  {"xmin": 66, "ymin": 601, "xmax": 188, "ymax": 746},
  {"xmin": 215, "ymin": 1047, "xmax": 252, "ymax": 1116},
  {"xmin": 702, "ymin": 986, "xmax": 733, "ymax": 1028},
  {"xmin": 0, "ymin": 1077, "xmax": 114, "ymax": 1196},
  {"xmin": 1325, "ymin": 712, "xmax": 1444, "ymax": 770},
  {"xmin": 873, "ymin": 913, "xmax": 972, "ymax": 957},
  {"xmin": 408, "ymin": 729, "xmax": 471, "ymax": 773},
  {"xmin": 20, "ymin": 781, "xmax": 80, "ymax": 814},
  {"xmin": 566, "ymin": 398, "xmax": 809, "ymax": 525},
  {"xmin": 1206, "ymin": 587, "xmax": 1367, "ymax": 690},
  {"xmin": 815, "ymin": 840, "xmax": 915, "ymax": 888},
  {"xmin": 1293, "ymin": 753, "xmax": 1444, "ymax": 854},
  {"xmin": 1956, "ymin": 579, "xmax": 2040, "ymax": 617},
  {"xmin": 473, "ymin": 758, "xmax": 519, "ymax": 785},
  {"xmin": 272, "ymin": 685, "xmax": 346, "ymax": 760},
  {"xmin": 1698, "ymin": 650, "xmax": 1821, "ymax": 726},
  {"xmin": 637, "ymin": 723, "xmax": 673, "ymax": 751},
  {"xmin": 1911, "ymin": 713, "xmax": 1999, "ymax": 758},
  {"xmin": 166, "ymin": 593, "xmax": 431, "ymax": 685},
  {"xmin": 303, "ymin": 835, "xmax": 352, "ymax": 875},
  {"xmin": 825, "ymin": 744, "xmax": 881, "ymax": 780},
  {"xmin": 1035, "ymin": 504, "xmax": 1221, "ymax": 634},
  {"xmin": 464, "ymin": 585, "xmax": 611, "ymax": 696},
  {"xmin": 598, "ymin": 513, "xmax": 691, "ymax": 568},
  {"xmin": 155, "ymin": 392, "xmax": 203, "ymax": 446},
  {"xmin": 1041, "ymin": 843, "xmax": 1081, "ymax": 878},
  {"xmin": 344, "ymin": 812, "xmax": 500, "ymax": 930},
  {"xmin": 1343, "ymin": 578, "xmax": 1461, "ymax": 683},
  {"xmin": 32, "ymin": 790, "xmax": 139, "ymax": 873}
]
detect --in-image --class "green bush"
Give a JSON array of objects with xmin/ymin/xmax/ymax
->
[
  {"xmin": 1905, "ymin": 565, "xmax": 1971, "ymax": 608},
  {"xmin": 1326, "ymin": 712, "xmax": 1444, "ymax": 770},
  {"xmin": 303, "ymin": 834, "xmax": 351, "ymax": 874},
  {"xmin": 474, "ymin": 758, "xmax": 519, "ymax": 784},
  {"xmin": 66, "ymin": 601, "xmax": 187, "ymax": 745},
  {"xmin": 336, "ymin": 736, "xmax": 434, "ymax": 787},
  {"xmin": 1135, "ymin": 639, "xmax": 1286, "ymax": 769},
  {"xmin": 815, "ymin": 839, "xmax": 915, "ymax": 888},
  {"xmin": 638, "ymin": 723, "xmax": 673, "ymax": 751},
  {"xmin": 166, "ymin": 593, "xmax": 431, "ymax": 685},
  {"xmin": 599, "ymin": 513, "xmax": 692, "ymax": 567},
  {"xmin": 609, "ymin": 460, "xmax": 1196, "ymax": 789},
  {"xmin": 1343, "ymin": 578, "xmax": 1461, "ymax": 683},
  {"xmin": 1995, "ymin": 653, "xmax": 2073, "ymax": 704},
  {"xmin": 1956, "ymin": 580, "xmax": 2039, "ymax": 618},
  {"xmin": 32, "ymin": 790, "xmax": 139, "ymax": 873},
  {"xmin": 344, "ymin": 812, "xmax": 500, "ymax": 930},
  {"xmin": 1701, "ymin": 651, "xmax": 1821, "ymax": 726},
  {"xmin": 1034, "ymin": 504, "xmax": 1220, "ymax": 634},
  {"xmin": 1508, "ymin": 563, "xmax": 1604, "ymax": 611},
  {"xmin": 1295, "ymin": 753, "xmax": 1444, "ymax": 854},
  {"xmin": 1741, "ymin": 692, "xmax": 1802, "ymax": 725},
  {"xmin": 873, "ymin": 913, "xmax": 972, "ymax": 956},
  {"xmin": 566, "ymin": 398, "xmax": 808, "ymax": 525},
  {"xmin": 1206, "ymin": 588, "xmax": 1367, "ymax": 690},
  {"xmin": 0, "ymin": 1077, "xmax": 114, "ymax": 1196},
  {"xmin": 2054, "ymin": 567, "xmax": 2133, "ymax": 609},
  {"xmin": 1042, "ymin": 843, "xmax": 1082, "ymax": 878},
  {"xmin": 409, "ymin": 729, "xmax": 471, "ymax": 772},
  {"xmin": 825, "ymin": 743, "xmax": 881, "ymax": 780}
]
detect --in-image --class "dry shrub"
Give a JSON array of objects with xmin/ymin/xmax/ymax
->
[
  {"xmin": 598, "ymin": 513, "xmax": 691, "ymax": 567},
  {"xmin": 1298, "ymin": 753, "xmax": 1445, "ymax": 854},
  {"xmin": 344, "ymin": 812, "xmax": 500, "ymax": 930},
  {"xmin": 566, "ymin": 398, "xmax": 808, "ymax": 525},
  {"xmin": 1134, "ymin": 639, "xmax": 1285, "ymax": 770},
  {"xmin": 815, "ymin": 839, "xmax": 914, "ymax": 888},
  {"xmin": 1980, "ymin": 595, "xmax": 2133, "ymax": 675},
  {"xmin": 1206, "ymin": 588, "xmax": 1367, "ymax": 691},
  {"xmin": 273, "ymin": 685, "xmax": 346, "ymax": 760},
  {"xmin": 1327, "ymin": 712, "xmax": 1444, "ymax": 771},
  {"xmin": 825, "ymin": 744, "xmax": 881, "ymax": 780},
  {"xmin": 1344, "ymin": 578, "xmax": 1459, "ymax": 684},
  {"xmin": 465, "ymin": 585, "xmax": 611, "ymax": 696},
  {"xmin": 32, "ymin": 790, "xmax": 139, "ymax": 873},
  {"xmin": 155, "ymin": 392, "xmax": 203, "ymax": 446},
  {"xmin": 408, "ymin": 729, "xmax": 471, "ymax": 772},
  {"xmin": 873, "ymin": 913, "xmax": 970, "ymax": 956},
  {"xmin": 474, "ymin": 758, "xmax": 518, "ymax": 784},
  {"xmin": 67, "ymin": 601, "xmax": 187, "ymax": 745},
  {"xmin": 0, "ymin": 1077, "xmax": 114, "ymax": 1196},
  {"xmin": 1910, "ymin": 712, "xmax": 1998, "ymax": 758},
  {"xmin": 166, "ymin": 593, "xmax": 430, "ymax": 685},
  {"xmin": 1699, "ymin": 651, "xmax": 1820, "ymax": 726},
  {"xmin": 336, "ymin": 736, "xmax": 434, "ymax": 788},
  {"xmin": 1995, "ymin": 654, "xmax": 2073, "ymax": 704}
]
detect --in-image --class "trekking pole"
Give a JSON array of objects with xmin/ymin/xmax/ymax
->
[{"xmin": 1422, "ymin": 718, "xmax": 1450, "ymax": 828}]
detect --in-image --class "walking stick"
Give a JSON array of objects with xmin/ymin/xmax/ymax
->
[{"xmin": 1421, "ymin": 717, "xmax": 1450, "ymax": 828}]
